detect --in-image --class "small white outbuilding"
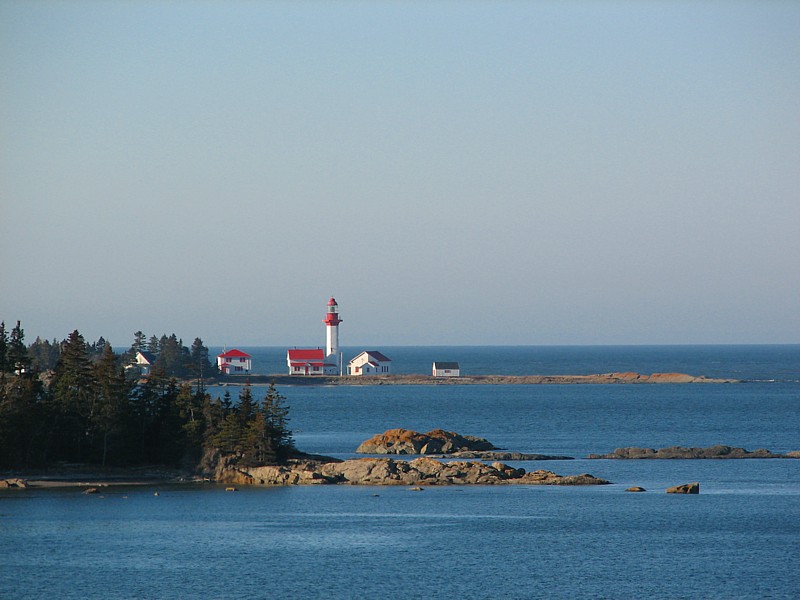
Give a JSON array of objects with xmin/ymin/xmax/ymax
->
[{"xmin": 432, "ymin": 361, "xmax": 460, "ymax": 377}]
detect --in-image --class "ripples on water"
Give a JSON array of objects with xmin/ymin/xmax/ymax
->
[{"xmin": 2, "ymin": 346, "xmax": 799, "ymax": 599}]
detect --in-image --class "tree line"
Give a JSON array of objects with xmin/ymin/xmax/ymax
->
[{"xmin": 0, "ymin": 322, "xmax": 294, "ymax": 470}]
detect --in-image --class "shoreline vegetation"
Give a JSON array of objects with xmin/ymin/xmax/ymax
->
[
  {"xmin": 0, "ymin": 322, "xmax": 773, "ymax": 493},
  {"xmin": 5, "ymin": 431, "xmax": 797, "ymax": 491}
]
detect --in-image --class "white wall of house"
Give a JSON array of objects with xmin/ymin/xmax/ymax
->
[
  {"xmin": 217, "ymin": 351, "xmax": 252, "ymax": 374},
  {"xmin": 348, "ymin": 351, "xmax": 391, "ymax": 376},
  {"xmin": 432, "ymin": 362, "xmax": 460, "ymax": 377}
]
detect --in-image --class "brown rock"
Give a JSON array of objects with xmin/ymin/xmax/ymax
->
[
  {"xmin": 356, "ymin": 428, "xmax": 496, "ymax": 455},
  {"xmin": 217, "ymin": 457, "xmax": 610, "ymax": 487},
  {"xmin": 451, "ymin": 451, "xmax": 574, "ymax": 460},
  {"xmin": 588, "ymin": 445, "xmax": 786, "ymax": 459},
  {"xmin": 0, "ymin": 478, "xmax": 28, "ymax": 489},
  {"xmin": 626, "ymin": 487, "xmax": 646, "ymax": 492},
  {"xmin": 666, "ymin": 482, "xmax": 700, "ymax": 494}
]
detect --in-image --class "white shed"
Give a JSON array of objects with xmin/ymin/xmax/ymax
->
[{"xmin": 432, "ymin": 361, "xmax": 460, "ymax": 377}]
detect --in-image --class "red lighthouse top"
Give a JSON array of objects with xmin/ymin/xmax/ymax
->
[{"xmin": 323, "ymin": 297, "xmax": 342, "ymax": 326}]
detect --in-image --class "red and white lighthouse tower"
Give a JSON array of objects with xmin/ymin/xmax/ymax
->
[{"xmin": 323, "ymin": 297, "xmax": 342, "ymax": 361}]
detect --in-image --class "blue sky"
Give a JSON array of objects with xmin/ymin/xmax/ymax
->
[{"xmin": 1, "ymin": 1, "xmax": 798, "ymax": 347}]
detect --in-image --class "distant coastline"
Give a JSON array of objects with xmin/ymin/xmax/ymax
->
[{"xmin": 215, "ymin": 372, "xmax": 739, "ymax": 386}]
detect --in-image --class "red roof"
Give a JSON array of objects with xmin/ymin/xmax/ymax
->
[
  {"xmin": 328, "ymin": 297, "xmax": 337, "ymax": 306},
  {"xmin": 218, "ymin": 349, "xmax": 251, "ymax": 358},
  {"xmin": 288, "ymin": 348, "xmax": 325, "ymax": 360}
]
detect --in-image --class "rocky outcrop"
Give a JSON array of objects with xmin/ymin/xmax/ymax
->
[
  {"xmin": 217, "ymin": 457, "xmax": 610, "ymax": 487},
  {"xmin": 0, "ymin": 478, "xmax": 28, "ymax": 488},
  {"xmin": 587, "ymin": 445, "xmax": 789, "ymax": 459},
  {"xmin": 666, "ymin": 482, "xmax": 699, "ymax": 494},
  {"xmin": 626, "ymin": 487, "xmax": 646, "ymax": 492},
  {"xmin": 242, "ymin": 372, "xmax": 738, "ymax": 385},
  {"xmin": 356, "ymin": 429, "xmax": 497, "ymax": 455}
]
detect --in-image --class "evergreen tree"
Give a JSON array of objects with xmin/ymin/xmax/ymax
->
[
  {"xmin": 175, "ymin": 384, "xmax": 206, "ymax": 468},
  {"xmin": 261, "ymin": 384, "xmax": 295, "ymax": 463},
  {"xmin": 0, "ymin": 368, "xmax": 47, "ymax": 467},
  {"xmin": 28, "ymin": 337, "xmax": 61, "ymax": 371},
  {"xmin": 147, "ymin": 335, "xmax": 160, "ymax": 354},
  {"xmin": 237, "ymin": 383, "xmax": 256, "ymax": 424},
  {"xmin": 202, "ymin": 391, "xmax": 227, "ymax": 451},
  {"xmin": 0, "ymin": 321, "xmax": 8, "ymax": 374},
  {"xmin": 154, "ymin": 334, "xmax": 190, "ymax": 378},
  {"xmin": 8, "ymin": 321, "xmax": 31, "ymax": 375},
  {"xmin": 49, "ymin": 330, "xmax": 97, "ymax": 462},
  {"xmin": 133, "ymin": 331, "xmax": 147, "ymax": 352},
  {"xmin": 92, "ymin": 344, "xmax": 133, "ymax": 466},
  {"xmin": 189, "ymin": 337, "xmax": 215, "ymax": 385}
]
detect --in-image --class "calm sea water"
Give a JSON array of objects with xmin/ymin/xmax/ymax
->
[
  {"xmin": 2, "ymin": 346, "xmax": 799, "ymax": 599},
  {"xmin": 211, "ymin": 344, "xmax": 800, "ymax": 381}
]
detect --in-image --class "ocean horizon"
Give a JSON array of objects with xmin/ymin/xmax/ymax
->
[{"xmin": 209, "ymin": 344, "xmax": 800, "ymax": 382}]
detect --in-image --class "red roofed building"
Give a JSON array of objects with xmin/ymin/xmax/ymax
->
[
  {"xmin": 217, "ymin": 348, "xmax": 252, "ymax": 375},
  {"xmin": 347, "ymin": 350, "xmax": 392, "ymax": 376},
  {"xmin": 287, "ymin": 348, "xmax": 337, "ymax": 376}
]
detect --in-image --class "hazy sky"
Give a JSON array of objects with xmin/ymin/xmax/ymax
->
[{"xmin": 2, "ymin": 1, "xmax": 798, "ymax": 347}]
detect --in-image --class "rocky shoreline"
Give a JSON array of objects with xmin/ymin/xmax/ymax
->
[
  {"xmin": 588, "ymin": 445, "xmax": 800, "ymax": 459},
  {"xmin": 215, "ymin": 457, "xmax": 608, "ymax": 487},
  {"xmin": 218, "ymin": 372, "xmax": 739, "ymax": 386},
  {"xmin": 6, "ymin": 432, "xmax": 797, "ymax": 491}
]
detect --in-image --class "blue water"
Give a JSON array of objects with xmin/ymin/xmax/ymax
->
[
  {"xmin": 2, "ymin": 346, "xmax": 799, "ymax": 599},
  {"xmin": 211, "ymin": 344, "xmax": 800, "ymax": 381}
]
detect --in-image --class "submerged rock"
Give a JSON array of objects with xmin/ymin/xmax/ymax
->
[{"xmin": 626, "ymin": 487, "xmax": 647, "ymax": 493}]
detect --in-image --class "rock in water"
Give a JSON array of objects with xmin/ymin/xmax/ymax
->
[
  {"xmin": 217, "ymin": 457, "xmax": 610, "ymax": 487},
  {"xmin": 356, "ymin": 428, "xmax": 496, "ymax": 455},
  {"xmin": 626, "ymin": 487, "xmax": 646, "ymax": 492},
  {"xmin": 666, "ymin": 482, "xmax": 700, "ymax": 494},
  {"xmin": 588, "ymin": 445, "xmax": 786, "ymax": 459}
]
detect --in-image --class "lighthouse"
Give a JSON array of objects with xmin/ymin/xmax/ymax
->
[{"xmin": 323, "ymin": 297, "xmax": 342, "ymax": 362}]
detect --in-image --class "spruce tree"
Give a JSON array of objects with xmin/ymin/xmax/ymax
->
[
  {"xmin": 261, "ymin": 384, "xmax": 294, "ymax": 463},
  {"xmin": 8, "ymin": 321, "xmax": 31, "ymax": 375},
  {"xmin": 0, "ymin": 321, "xmax": 8, "ymax": 374},
  {"xmin": 92, "ymin": 344, "xmax": 132, "ymax": 466},
  {"xmin": 49, "ymin": 330, "xmax": 97, "ymax": 462}
]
